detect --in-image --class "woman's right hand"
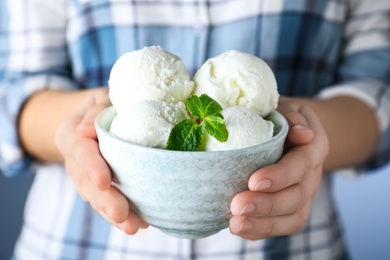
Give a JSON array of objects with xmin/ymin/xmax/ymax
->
[{"xmin": 55, "ymin": 87, "xmax": 148, "ymax": 234}]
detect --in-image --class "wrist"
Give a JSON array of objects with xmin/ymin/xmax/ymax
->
[
  {"xmin": 290, "ymin": 96, "xmax": 380, "ymax": 171},
  {"xmin": 18, "ymin": 88, "xmax": 108, "ymax": 162}
]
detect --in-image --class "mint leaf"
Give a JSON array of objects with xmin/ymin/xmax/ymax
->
[
  {"xmin": 199, "ymin": 94, "xmax": 223, "ymax": 116},
  {"xmin": 186, "ymin": 95, "xmax": 204, "ymax": 119},
  {"xmin": 166, "ymin": 119, "xmax": 203, "ymax": 151},
  {"xmin": 204, "ymin": 114, "xmax": 228, "ymax": 142},
  {"xmin": 167, "ymin": 94, "xmax": 228, "ymax": 151},
  {"xmin": 186, "ymin": 94, "xmax": 223, "ymax": 119}
]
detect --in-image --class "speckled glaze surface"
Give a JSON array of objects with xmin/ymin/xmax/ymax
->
[{"xmin": 95, "ymin": 106, "xmax": 288, "ymax": 239}]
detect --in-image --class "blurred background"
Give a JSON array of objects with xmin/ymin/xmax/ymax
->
[{"xmin": 1, "ymin": 164, "xmax": 390, "ymax": 259}]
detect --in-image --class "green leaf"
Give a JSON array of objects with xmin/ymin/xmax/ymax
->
[
  {"xmin": 167, "ymin": 94, "xmax": 229, "ymax": 151},
  {"xmin": 186, "ymin": 94, "xmax": 223, "ymax": 119},
  {"xmin": 210, "ymin": 112, "xmax": 224, "ymax": 120},
  {"xmin": 199, "ymin": 94, "xmax": 223, "ymax": 116},
  {"xmin": 166, "ymin": 119, "xmax": 204, "ymax": 151},
  {"xmin": 186, "ymin": 95, "xmax": 204, "ymax": 119},
  {"xmin": 204, "ymin": 114, "xmax": 228, "ymax": 142}
]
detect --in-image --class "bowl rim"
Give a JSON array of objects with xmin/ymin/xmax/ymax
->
[{"xmin": 95, "ymin": 106, "xmax": 288, "ymax": 159}]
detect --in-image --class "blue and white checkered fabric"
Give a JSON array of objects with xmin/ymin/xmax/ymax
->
[{"xmin": 1, "ymin": 0, "xmax": 389, "ymax": 259}]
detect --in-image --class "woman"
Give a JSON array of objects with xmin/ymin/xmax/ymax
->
[{"xmin": 1, "ymin": 0, "xmax": 389, "ymax": 259}]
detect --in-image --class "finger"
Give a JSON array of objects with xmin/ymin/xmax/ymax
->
[
  {"xmin": 92, "ymin": 87, "xmax": 110, "ymax": 106},
  {"xmin": 140, "ymin": 221, "xmax": 150, "ymax": 229},
  {"xmin": 74, "ymin": 137, "xmax": 112, "ymax": 191},
  {"xmin": 119, "ymin": 212, "xmax": 143, "ymax": 235},
  {"xmin": 67, "ymin": 159, "xmax": 145, "ymax": 234},
  {"xmin": 87, "ymin": 184, "xmax": 143, "ymax": 234},
  {"xmin": 55, "ymin": 115, "xmax": 81, "ymax": 158},
  {"xmin": 64, "ymin": 157, "xmax": 88, "ymax": 201},
  {"xmin": 96, "ymin": 204, "xmax": 146, "ymax": 235},
  {"xmin": 249, "ymin": 107, "xmax": 328, "ymax": 193},
  {"xmin": 229, "ymin": 203, "xmax": 311, "ymax": 240},
  {"xmin": 94, "ymin": 207, "xmax": 123, "ymax": 230},
  {"xmin": 84, "ymin": 184, "xmax": 130, "ymax": 224},
  {"xmin": 299, "ymin": 105, "xmax": 329, "ymax": 160},
  {"xmin": 91, "ymin": 192, "xmax": 146, "ymax": 235},
  {"xmin": 249, "ymin": 146, "xmax": 326, "ymax": 193},
  {"xmin": 75, "ymin": 88, "xmax": 110, "ymax": 138},
  {"xmin": 55, "ymin": 96, "xmax": 95, "ymax": 158},
  {"xmin": 124, "ymin": 198, "xmax": 150, "ymax": 230},
  {"xmin": 66, "ymin": 158, "xmax": 124, "ymax": 222},
  {"xmin": 77, "ymin": 103, "xmax": 109, "ymax": 139},
  {"xmin": 248, "ymin": 149, "xmax": 310, "ymax": 192},
  {"xmin": 278, "ymin": 100, "xmax": 314, "ymax": 145},
  {"xmin": 72, "ymin": 94, "xmax": 98, "ymax": 120},
  {"xmin": 231, "ymin": 187, "xmax": 302, "ymax": 217},
  {"xmin": 56, "ymin": 95, "xmax": 112, "ymax": 191},
  {"xmin": 288, "ymin": 124, "xmax": 314, "ymax": 146}
]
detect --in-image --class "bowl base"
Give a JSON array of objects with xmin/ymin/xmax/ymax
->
[{"xmin": 157, "ymin": 226, "xmax": 225, "ymax": 239}]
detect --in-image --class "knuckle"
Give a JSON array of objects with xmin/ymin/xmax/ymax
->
[
  {"xmin": 65, "ymin": 163, "xmax": 85, "ymax": 193},
  {"xmin": 298, "ymin": 150, "xmax": 311, "ymax": 179},
  {"xmin": 283, "ymin": 149, "xmax": 311, "ymax": 184},
  {"xmin": 109, "ymin": 210, "xmax": 124, "ymax": 223},
  {"xmin": 283, "ymin": 110, "xmax": 302, "ymax": 122},
  {"xmin": 322, "ymin": 133, "xmax": 330, "ymax": 156},
  {"xmin": 90, "ymin": 204, "xmax": 101, "ymax": 214},
  {"xmin": 263, "ymin": 219, "xmax": 275, "ymax": 237},
  {"xmin": 296, "ymin": 186, "xmax": 307, "ymax": 212},
  {"xmin": 244, "ymin": 234, "xmax": 261, "ymax": 241},
  {"xmin": 312, "ymin": 166, "xmax": 323, "ymax": 188},
  {"xmin": 91, "ymin": 200, "xmax": 104, "ymax": 212},
  {"xmin": 265, "ymin": 197, "xmax": 278, "ymax": 216},
  {"xmin": 293, "ymin": 208, "xmax": 310, "ymax": 234},
  {"xmin": 291, "ymin": 223, "xmax": 303, "ymax": 234}
]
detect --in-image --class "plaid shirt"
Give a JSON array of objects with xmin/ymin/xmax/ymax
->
[{"xmin": 1, "ymin": 0, "xmax": 389, "ymax": 259}]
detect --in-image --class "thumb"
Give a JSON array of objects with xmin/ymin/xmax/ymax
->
[
  {"xmin": 288, "ymin": 123, "xmax": 314, "ymax": 146},
  {"xmin": 277, "ymin": 99, "xmax": 314, "ymax": 146}
]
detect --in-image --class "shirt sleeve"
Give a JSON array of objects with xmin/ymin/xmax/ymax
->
[
  {"xmin": 0, "ymin": 0, "xmax": 77, "ymax": 177},
  {"xmin": 318, "ymin": 0, "xmax": 390, "ymax": 171}
]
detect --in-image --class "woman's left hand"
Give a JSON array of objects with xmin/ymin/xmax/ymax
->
[{"xmin": 229, "ymin": 97, "xmax": 329, "ymax": 240}]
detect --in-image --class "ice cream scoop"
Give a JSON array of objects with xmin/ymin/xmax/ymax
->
[
  {"xmin": 109, "ymin": 100, "xmax": 189, "ymax": 148},
  {"xmin": 193, "ymin": 50, "xmax": 279, "ymax": 117},
  {"xmin": 203, "ymin": 106, "xmax": 274, "ymax": 151},
  {"xmin": 109, "ymin": 46, "xmax": 194, "ymax": 113}
]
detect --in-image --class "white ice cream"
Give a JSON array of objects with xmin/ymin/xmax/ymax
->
[
  {"xmin": 107, "ymin": 47, "xmax": 278, "ymax": 151},
  {"xmin": 203, "ymin": 106, "xmax": 274, "ymax": 151},
  {"xmin": 109, "ymin": 100, "xmax": 189, "ymax": 148},
  {"xmin": 109, "ymin": 46, "xmax": 194, "ymax": 113},
  {"xmin": 193, "ymin": 50, "xmax": 279, "ymax": 117}
]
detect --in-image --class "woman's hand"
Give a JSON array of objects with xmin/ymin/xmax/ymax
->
[
  {"xmin": 55, "ymin": 87, "xmax": 147, "ymax": 234},
  {"xmin": 229, "ymin": 97, "xmax": 329, "ymax": 240}
]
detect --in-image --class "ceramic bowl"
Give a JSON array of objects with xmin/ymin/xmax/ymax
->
[{"xmin": 95, "ymin": 106, "xmax": 288, "ymax": 239}]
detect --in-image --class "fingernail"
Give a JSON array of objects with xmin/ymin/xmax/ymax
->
[
  {"xmin": 239, "ymin": 219, "xmax": 253, "ymax": 232},
  {"xmin": 292, "ymin": 124, "xmax": 310, "ymax": 132},
  {"xmin": 253, "ymin": 179, "xmax": 271, "ymax": 191},
  {"xmin": 239, "ymin": 203, "xmax": 256, "ymax": 215}
]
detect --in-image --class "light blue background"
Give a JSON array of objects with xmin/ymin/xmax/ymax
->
[
  {"xmin": 1, "ymin": 164, "xmax": 390, "ymax": 259},
  {"xmin": 333, "ymin": 163, "xmax": 390, "ymax": 260}
]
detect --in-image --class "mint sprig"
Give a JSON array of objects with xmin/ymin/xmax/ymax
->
[{"xmin": 166, "ymin": 94, "xmax": 228, "ymax": 151}]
